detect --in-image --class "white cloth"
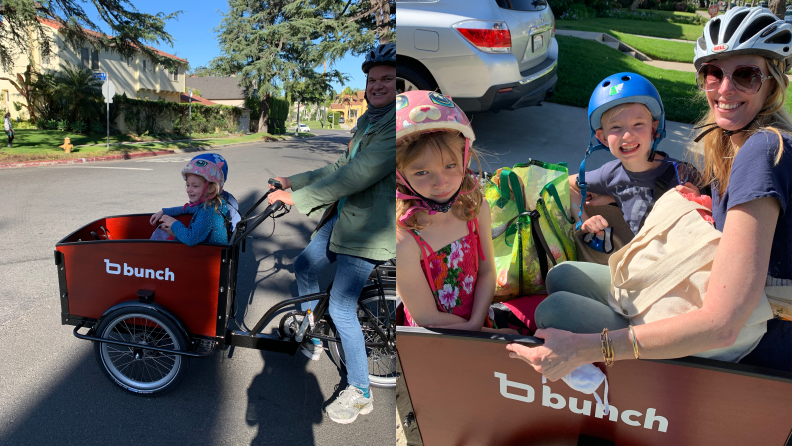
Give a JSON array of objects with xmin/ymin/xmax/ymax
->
[{"xmin": 4, "ymin": 117, "xmax": 11, "ymax": 132}]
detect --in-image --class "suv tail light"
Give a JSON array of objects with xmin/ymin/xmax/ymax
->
[{"xmin": 453, "ymin": 21, "xmax": 511, "ymax": 54}]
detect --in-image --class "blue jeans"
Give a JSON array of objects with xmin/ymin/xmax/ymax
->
[{"xmin": 294, "ymin": 214, "xmax": 377, "ymax": 389}]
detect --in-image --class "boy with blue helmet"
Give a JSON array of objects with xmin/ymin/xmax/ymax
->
[
  {"xmin": 570, "ymin": 73, "xmax": 698, "ymax": 248},
  {"xmin": 150, "ymin": 153, "xmax": 241, "ymax": 232}
]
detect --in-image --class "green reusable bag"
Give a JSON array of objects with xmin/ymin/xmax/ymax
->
[
  {"xmin": 485, "ymin": 168, "xmax": 537, "ymax": 301},
  {"xmin": 512, "ymin": 160, "xmax": 577, "ymax": 269}
]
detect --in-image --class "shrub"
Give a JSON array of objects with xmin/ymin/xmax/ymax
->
[
  {"xmin": 71, "ymin": 120, "xmax": 87, "ymax": 133},
  {"xmin": 561, "ymin": 3, "xmax": 596, "ymax": 20},
  {"xmin": 57, "ymin": 119, "xmax": 69, "ymax": 131},
  {"xmin": 90, "ymin": 121, "xmax": 105, "ymax": 134},
  {"xmin": 46, "ymin": 119, "xmax": 58, "ymax": 130},
  {"xmin": 35, "ymin": 118, "xmax": 47, "ymax": 129}
]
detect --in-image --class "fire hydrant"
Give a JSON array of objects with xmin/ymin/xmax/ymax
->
[{"xmin": 59, "ymin": 137, "xmax": 73, "ymax": 154}]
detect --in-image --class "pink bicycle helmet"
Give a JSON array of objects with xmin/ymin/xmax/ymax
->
[
  {"xmin": 396, "ymin": 90, "xmax": 477, "ymax": 223},
  {"xmin": 181, "ymin": 158, "xmax": 225, "ymax": 207}
]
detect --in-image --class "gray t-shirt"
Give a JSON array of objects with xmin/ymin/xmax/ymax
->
[{"xmin": 586, "ymin": 155, "xmax": 691, "ymax": 234}]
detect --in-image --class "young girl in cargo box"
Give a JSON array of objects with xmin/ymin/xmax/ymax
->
[{"xmin": 155, "ymin": 158, "xmax": 229, "ymax": 246}]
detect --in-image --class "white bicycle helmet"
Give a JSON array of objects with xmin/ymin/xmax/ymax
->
[{"xmin": 695, "ymin": 7, "xmax": 792, "ymax": 70}]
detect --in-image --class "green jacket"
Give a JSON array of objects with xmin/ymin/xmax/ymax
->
[{"xmin": 289, "ymin": 106, "xmax": 395, "ymax": 261}]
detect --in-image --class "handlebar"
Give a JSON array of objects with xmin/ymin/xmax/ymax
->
[{"xmin": 230, "ymin": 179, "xmax": 288, "ymax": 246}]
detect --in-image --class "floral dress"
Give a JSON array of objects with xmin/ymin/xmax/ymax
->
[{"xmin": 404, "ymin": 218, "xmax": 489, "ymax": 327}]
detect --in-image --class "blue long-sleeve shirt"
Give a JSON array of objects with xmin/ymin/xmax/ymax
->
[
  {"xmin": 163, "ymin": 191, "xmax": 240, "ymax": 230},
  {"xmin": 170, "ymin": 200, "xmax": 229, "ymax": 246}
]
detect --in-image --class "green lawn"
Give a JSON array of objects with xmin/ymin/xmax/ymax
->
[
  {"xmin": 551, "ymin": 35, "xmax": 792, "ymax": 123},
  {"xmin": 610, "ymin": 31, "xmax": 696, "ymax": 62},
  {"xmin": 557, "ymin": 17, "xmax": 704, "ymax": 41}
]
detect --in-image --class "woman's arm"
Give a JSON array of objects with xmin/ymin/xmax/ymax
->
[
  {"xmin": 396, "ymin": 227, "xmax": 470, "ymax": 327},
  {"xmin": 509, "ymin": 196, "xmax": 780, "ymax": 380}
]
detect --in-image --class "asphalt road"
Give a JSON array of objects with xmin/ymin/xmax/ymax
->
[
  {"xmin": 0, "ymin": 129, "xmax": 395, "ymax": 445},
  {"xmin": 469, "ymin": 102, "xmax": 697, "ymax": 175}
]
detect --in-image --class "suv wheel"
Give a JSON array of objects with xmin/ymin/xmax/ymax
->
[{"xmin": 397, "ymin": 64, "xmax": 437, "ymax": 93}]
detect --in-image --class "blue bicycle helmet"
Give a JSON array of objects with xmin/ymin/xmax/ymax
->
[
  {"xmin": 191, "ymin": 153, "xmax": 228, "ymax": 187},
  {"xmin": 576, "ymin": 73, "xmax": 666, "ymax": 229}
]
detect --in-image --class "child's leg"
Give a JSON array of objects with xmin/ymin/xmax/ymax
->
[{"xmin": 294, "ymin": 214, "xmax": 338, "ymax": 312}]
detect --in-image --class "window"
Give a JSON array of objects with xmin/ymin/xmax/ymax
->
[
  {"xmin": 82, "ymin": 48, "xmax": 99, "ymax": 69},
  {"xmin": 127, "ymin": 58, "xmax": 131, "ymax": 67},
  {"xmin": 172, "ymin": 67, "xmax": 178, "ymax": 81},
  {"xmin": 143, "ymin": 60, "xmax": 147, "ymax": 72}
]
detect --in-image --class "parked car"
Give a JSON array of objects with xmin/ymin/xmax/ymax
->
[
  {"xmin": 396, "ymin": 0, "xmax": 558, "ymax": 113},
  {"xmin": 350, "ymin": 125, "xmax": 357, "ymax": 134},
  {"xmin": 294, "ymin": 123, "xmax": 310, "ymax": 133},
  {"xmin": 338, "ymin": 117, "xmax": 345, "ymax": 123}
]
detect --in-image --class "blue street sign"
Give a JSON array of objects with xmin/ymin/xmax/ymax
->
[{"xmin": 93, "ymin": 72, "xmax": 107, "ymax": 81}]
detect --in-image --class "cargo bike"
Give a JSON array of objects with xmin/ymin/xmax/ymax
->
[{"xmin": 56, "ymin": 182, "xmax": 398, "ymax": 395}]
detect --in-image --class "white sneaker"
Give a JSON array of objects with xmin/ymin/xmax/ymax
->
[
  {"xmin": 301, "ymin": 339, "xmax": 323, "ymax": 361},
  {"xmin": 326, "ymin": 386, "xmax": 373, "ymax": 424}
]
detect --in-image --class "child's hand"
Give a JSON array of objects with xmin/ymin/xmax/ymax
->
[
  {"xmin": 581, "ymin": 215, "xmax": 609, "ymax": 236},
  {"xmin": 159, "ymin": 215, "xmax": 177, "ymax": 229},
  {"xmin": 586, "ymin": 192, "xmax": 616, "ymax": 207},
  {"xmin": 150, "ymin": 210, "xmax": 164, "ymax": 226},
  {"xmin": 675, "ymin": 182, "xmax": 700, "ymax": 196}
]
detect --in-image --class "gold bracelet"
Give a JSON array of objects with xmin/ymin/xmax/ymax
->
[
  {"xmin": 628, "ymin": 325, "xmax": 641, "ymax": 359},
  {"xmin": 601, "ymin": 328, "xmax": 615, "ymax": 367}
]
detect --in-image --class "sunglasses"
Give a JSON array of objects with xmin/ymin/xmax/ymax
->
[{"xmin": 696, "ymin": 63, "xmax": 773, "ymax": 94}]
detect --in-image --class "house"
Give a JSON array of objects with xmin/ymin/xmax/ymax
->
[
  {"xmin": 329, "ymin": 91, "xmax": 367, "ymax": 125},
  {"xmin": 185, "ymin": 76, "xmax": 247, "ymax": 107},
  {"xmin": 0, "ymin": 18, "xmax": 188, "ymax": 120}
]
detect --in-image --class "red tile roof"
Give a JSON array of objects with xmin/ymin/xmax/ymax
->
[
  {"xmin": 180, "ymin": 93, "xmax": 217, "ymax": 105},
  {"xmin": 39, "ymin": 18, "xmax": 188, "ymax": 63}
]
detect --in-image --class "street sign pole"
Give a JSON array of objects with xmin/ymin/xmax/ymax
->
[
  {"xmin": 107, "ymin": 72, "xmax": 110, "ymax": 150},
  {"xmin": 189, "ymin": 89, "xmax": 193, "ymax": 146}
]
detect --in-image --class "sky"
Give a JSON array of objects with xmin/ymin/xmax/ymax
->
[{"xmin": 79, "ymin": 0, "xmax": 367, "ymax": 93}]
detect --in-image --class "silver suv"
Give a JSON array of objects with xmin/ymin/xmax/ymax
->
[{"xmin": 396, "ymin": 0, "xmax": 558, "ymax": 113}]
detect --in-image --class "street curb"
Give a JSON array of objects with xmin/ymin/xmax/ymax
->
[{"xmin": 0, "ymin": 150, "xmax": 176, "ymax": 169}]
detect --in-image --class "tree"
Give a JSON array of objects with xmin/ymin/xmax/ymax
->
[
  {"xmin": 0, "ymin": 0, "xmax": 182, "ymax": 73},
  {"xmin": 210, "ymin": 0, "xmax": 393, "ymax": 133},
  {"xmin": 770, "ymin": 0, "xmax": 785, "ymax": 18},
  {"xmin": 53, "ymin": 62, "xmax": 103, "ymax": 122},
  {"xmin": 0, "ymin": 65, "xmax": 37, "ymax": 121},
  {"xmin": 186, "ymin": 65, "xmax": 220, "ymax": 77}
]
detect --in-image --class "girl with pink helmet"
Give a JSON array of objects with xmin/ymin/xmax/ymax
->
[
  {"xmin": 396, "ymin": 90, "xmax": 526, "ymax": 333},
  {"xmin": 155, "ymin": 158, "xmax": 230, "ymax": 246}
]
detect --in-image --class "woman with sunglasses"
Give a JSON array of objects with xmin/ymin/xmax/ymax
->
[{"xmin": 507, "ymin": 6, "xmax": 792, "ymax": 378}]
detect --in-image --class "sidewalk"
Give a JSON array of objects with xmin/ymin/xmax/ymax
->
[{"xmin": 0, "ymin": 135, "xmax": 292, "ymax": 170}]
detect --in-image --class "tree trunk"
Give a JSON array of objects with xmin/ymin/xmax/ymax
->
[
  {"xmin": 629, "ymin": 0, "xmax": 641, "ymax": 12},
  {"xmin": 379, "ymin": 0, "xmax": 391, "ymax": 44},
  {"xmin": 769, "ymin": 0, "xmax": 784, "ymax": 18},
  {"xmin": 257, "ymin": 92, "xmax": 270, "ymax": 134}
]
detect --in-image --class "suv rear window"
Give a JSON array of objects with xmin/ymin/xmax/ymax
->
[{"xmin": 495, "ymin": 0, "xmax": 548, "ymax": 11}]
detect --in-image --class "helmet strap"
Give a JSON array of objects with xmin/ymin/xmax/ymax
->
[{"xmin": 693, "ymin": 119, "xmax": 756, "ymax": 143}]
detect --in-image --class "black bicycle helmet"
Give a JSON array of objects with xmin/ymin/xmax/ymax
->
[{"xmin": 362, "ymin": 43, "xmax": 396, "ymax": 73}]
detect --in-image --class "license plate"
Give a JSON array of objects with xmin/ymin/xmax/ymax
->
[{"xmin": 533, "ymin": 35, "xmax": 544, "ymax": 53}]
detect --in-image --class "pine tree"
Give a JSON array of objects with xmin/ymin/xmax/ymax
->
[
  {"xmin": 0, "ymin": 0, "xmax": 182, "ymax": 72},
  {"xmin": 210, "ymin": 0, "xmax": 394, "ymax": 133}
]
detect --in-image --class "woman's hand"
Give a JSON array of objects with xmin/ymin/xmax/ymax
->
[
  {"xmin": 150, "ymin": 210, "xmax": 164, "ymax": 226},
  {"xmin": 268, "ymin": 190, "xmax": 294, "ymax": 205},
  {"xmin": 506, "ymin": 328, "xmax": 597, "ymax": 381},
  {"xmin": 270, "ymin": 176, "xmax": 291, "ymax": 190}
]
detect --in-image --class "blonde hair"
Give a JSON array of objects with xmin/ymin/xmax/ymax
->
[
  {"xmin": 693, "ymin": 58, "xmax": 790, "ymax": 192},
  {"xmin": 186, "ymin": 174, "xmax": 224, "ymax": 215},
  {"xmin": 600, "ymin": 102, "xmax": 653, "ymax": 130},
  {"xmin": 396, "ymin": 131, "xmax": 483, "ymax": 231}
]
